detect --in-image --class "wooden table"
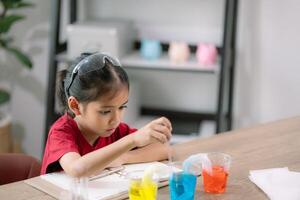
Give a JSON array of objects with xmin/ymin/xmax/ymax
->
[{"xmin": 1, "ymin": 116, "xmax": 300, "ymax": 200}]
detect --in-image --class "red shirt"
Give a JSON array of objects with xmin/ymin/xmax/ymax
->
[{"xmin": 41, "ymin": 114, "xmax": 137, "ymax": 174}]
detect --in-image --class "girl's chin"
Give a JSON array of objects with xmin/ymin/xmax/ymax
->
[{"xmin": 99, "ymin": 129, "xmax": 115, "ymax": 137}]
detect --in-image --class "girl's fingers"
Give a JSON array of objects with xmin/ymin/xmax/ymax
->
[
  {"xmin": 151, "ymin": 131, "xmax": 168, "ymax": 143},
  {"xmin": 153, "ymin": 124, "xmax": 172, "ymax": 140},
  {"xmin": 154, "ymin": 117, "xmax": 172, "ymax": 131},
  {"xmin": 161, "ymin": 117, "xmax": 172, "ymax": 131}
]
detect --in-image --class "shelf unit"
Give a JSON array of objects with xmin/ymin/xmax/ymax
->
[
  {"xmin": 56, "ymin": 51, "xmax": 219, "ymax": 73},
  {"xmin": 45, "ymin": 0, "xmax": 239, "ymax": 142}
]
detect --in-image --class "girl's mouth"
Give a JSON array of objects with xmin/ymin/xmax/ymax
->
[{"xmin": 106, "ymin": 128, "xmax": 116, "ymax": 133}]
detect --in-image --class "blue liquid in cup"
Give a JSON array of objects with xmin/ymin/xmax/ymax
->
[{"xmin": 169, "ymin": 172, "xmax": 197, "ymax": 200}]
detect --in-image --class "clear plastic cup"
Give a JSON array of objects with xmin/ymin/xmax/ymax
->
[
  {"xmin": 126, "ymin": 170, "xmax": 158, "ymax": 200},
  {"xmin": 168, "ymin": 162, "xmax": 197, "ymax": 200},
  {"xmin": 202, "ymin": 152, "xmax": 231, "ymax": 194},
  {"xmin": 59, "ymin": 176, "xmax": 89, "ymax": 200}
]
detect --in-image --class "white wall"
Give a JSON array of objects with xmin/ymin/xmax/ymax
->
[
  {"xmin": 258, "ymin": 0, "xmax": 300, "ymax": 122},
  {"xmin": 84, "ymin": 0, "xmax": 224, "ymax": 45},
  {"xmin": 4, "ymin": 0, "xmax": 300, "ymax": 158},
  {"xmin": 234, "ymin": 0, "xmax": 300, "ymax": 128}
]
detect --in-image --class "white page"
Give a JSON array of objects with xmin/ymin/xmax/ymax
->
[{"xmin": 41, "ymin": 161, "xmax": 169, "ymax": 200}]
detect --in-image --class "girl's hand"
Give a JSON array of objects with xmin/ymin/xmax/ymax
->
[{"xmin": 132, "ymin": 117, "xmax": 172, "ymax": 147}]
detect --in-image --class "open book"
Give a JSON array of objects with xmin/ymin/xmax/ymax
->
[{"xmin": 25, "ymin": 162, "xmax": 170, "ymax": 200}]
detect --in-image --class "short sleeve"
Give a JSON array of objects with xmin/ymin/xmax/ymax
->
[{"xmin": 41, "ymin": 126, "xmax": 79, "ymax": 174}]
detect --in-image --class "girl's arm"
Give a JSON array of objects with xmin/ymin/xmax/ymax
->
[
  {"xmin": 59, "ymin": 134, "xmax": 136, "ymax": 177},
  {"xmin": 59, "ymin": 117, "xmax": 172, "ymax": 177},
  {"xmin": 119, "ymin": 142, "xmax": 170, "ymax": 164}
]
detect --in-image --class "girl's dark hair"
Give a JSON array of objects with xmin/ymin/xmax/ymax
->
[{"xmin": 56, "ymin": 52, "xmax": 129, "ymax": 117}]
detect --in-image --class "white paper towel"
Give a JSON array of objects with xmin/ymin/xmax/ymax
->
[{"xmin": 249, "ymin": 168, "xmax": 300, "ymax": 200}]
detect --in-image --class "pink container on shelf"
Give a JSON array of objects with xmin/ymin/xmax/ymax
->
[{"xmin": 196, "ymin": 43, "xmax": 217, "ymax": 66}]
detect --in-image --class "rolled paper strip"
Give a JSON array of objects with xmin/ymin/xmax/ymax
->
[
  {"xmin": 140, "ymin": 39, "xmax": 162, "ymax": 60},
  {"xmin": 183, "ymin": 155, "xmax": 197, "ymax": 173},
  {"xmin": 142, "ymin": 162, "xmax": 170, "ymax": 182},
  {"xmin": 196, "ymin": 43, "xmax": 217, "ymax": 66},
  {"xmin": 183, "ymin": 153, "xmax": 212, "ymax": 175},
  {"xmin": 141, "ymin": 164, "xmax": 169, "ymax": 199},
  {"xmin": 168, "ymin": 42, "xmax": 190, "ymax": 64},
  {"xmin": 142, "ymin": 169, "xmax": 154, "ymax": 188}
]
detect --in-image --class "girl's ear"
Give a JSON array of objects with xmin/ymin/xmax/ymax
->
[{"xmin": 68, "ymin": 96, "xmax": 81, "ymax": 116}]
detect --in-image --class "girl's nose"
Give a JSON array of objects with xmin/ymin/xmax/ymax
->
[{"xmin": 110, "ymin": 110, "xmax": 122, "ymax": 125}]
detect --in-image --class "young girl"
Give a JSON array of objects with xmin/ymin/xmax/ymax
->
[{"xmin": 41, "ymin": 52, "xmax": 172, "ymax": 177}]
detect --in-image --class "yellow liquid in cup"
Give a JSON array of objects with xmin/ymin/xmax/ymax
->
[{"xmin": 129, "ymin": 178, "xmax": 158, "ymax": 200}]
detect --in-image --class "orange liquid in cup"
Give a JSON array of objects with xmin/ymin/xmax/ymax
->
[{"xmin": 202, "ymin": 165, "xmax": 228, "ymax": 194}]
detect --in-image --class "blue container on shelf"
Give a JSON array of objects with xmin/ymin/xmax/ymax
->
[{"xmin": 140, "ymin": 39, "xmax": 162, "ymax": 60}]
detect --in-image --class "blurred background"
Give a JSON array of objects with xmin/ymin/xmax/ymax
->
[{"xmin": 0, "ymin": 0, "xmax": 299, "ymax": 159}]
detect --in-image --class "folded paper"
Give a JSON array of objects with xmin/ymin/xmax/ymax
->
[{"xmin": 249, "ymin": 167, "xmax": 300, "ymax": 200}]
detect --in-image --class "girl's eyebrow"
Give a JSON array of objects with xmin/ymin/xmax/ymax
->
[{"xmin": 100, "ymin": 100, "xmax": 128, "ymax": 108}]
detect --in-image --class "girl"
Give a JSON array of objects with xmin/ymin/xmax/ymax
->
[{"xmin": 41, "ymin": 52, "xmax": 172, "ymax": 177}]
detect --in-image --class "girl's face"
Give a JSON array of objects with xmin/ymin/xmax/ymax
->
[{"xmin": 75, "ymin": 87, "xmax": 129, "ymax": 138}]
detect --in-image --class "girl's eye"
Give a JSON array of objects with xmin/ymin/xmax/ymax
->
[
  {"xmin": 119, "ymin": 105, "xmax": 128, "ymax": 110},
  {"xmin": 99, "ymin": 110, "xmax": 111, "ymax": 115}
]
